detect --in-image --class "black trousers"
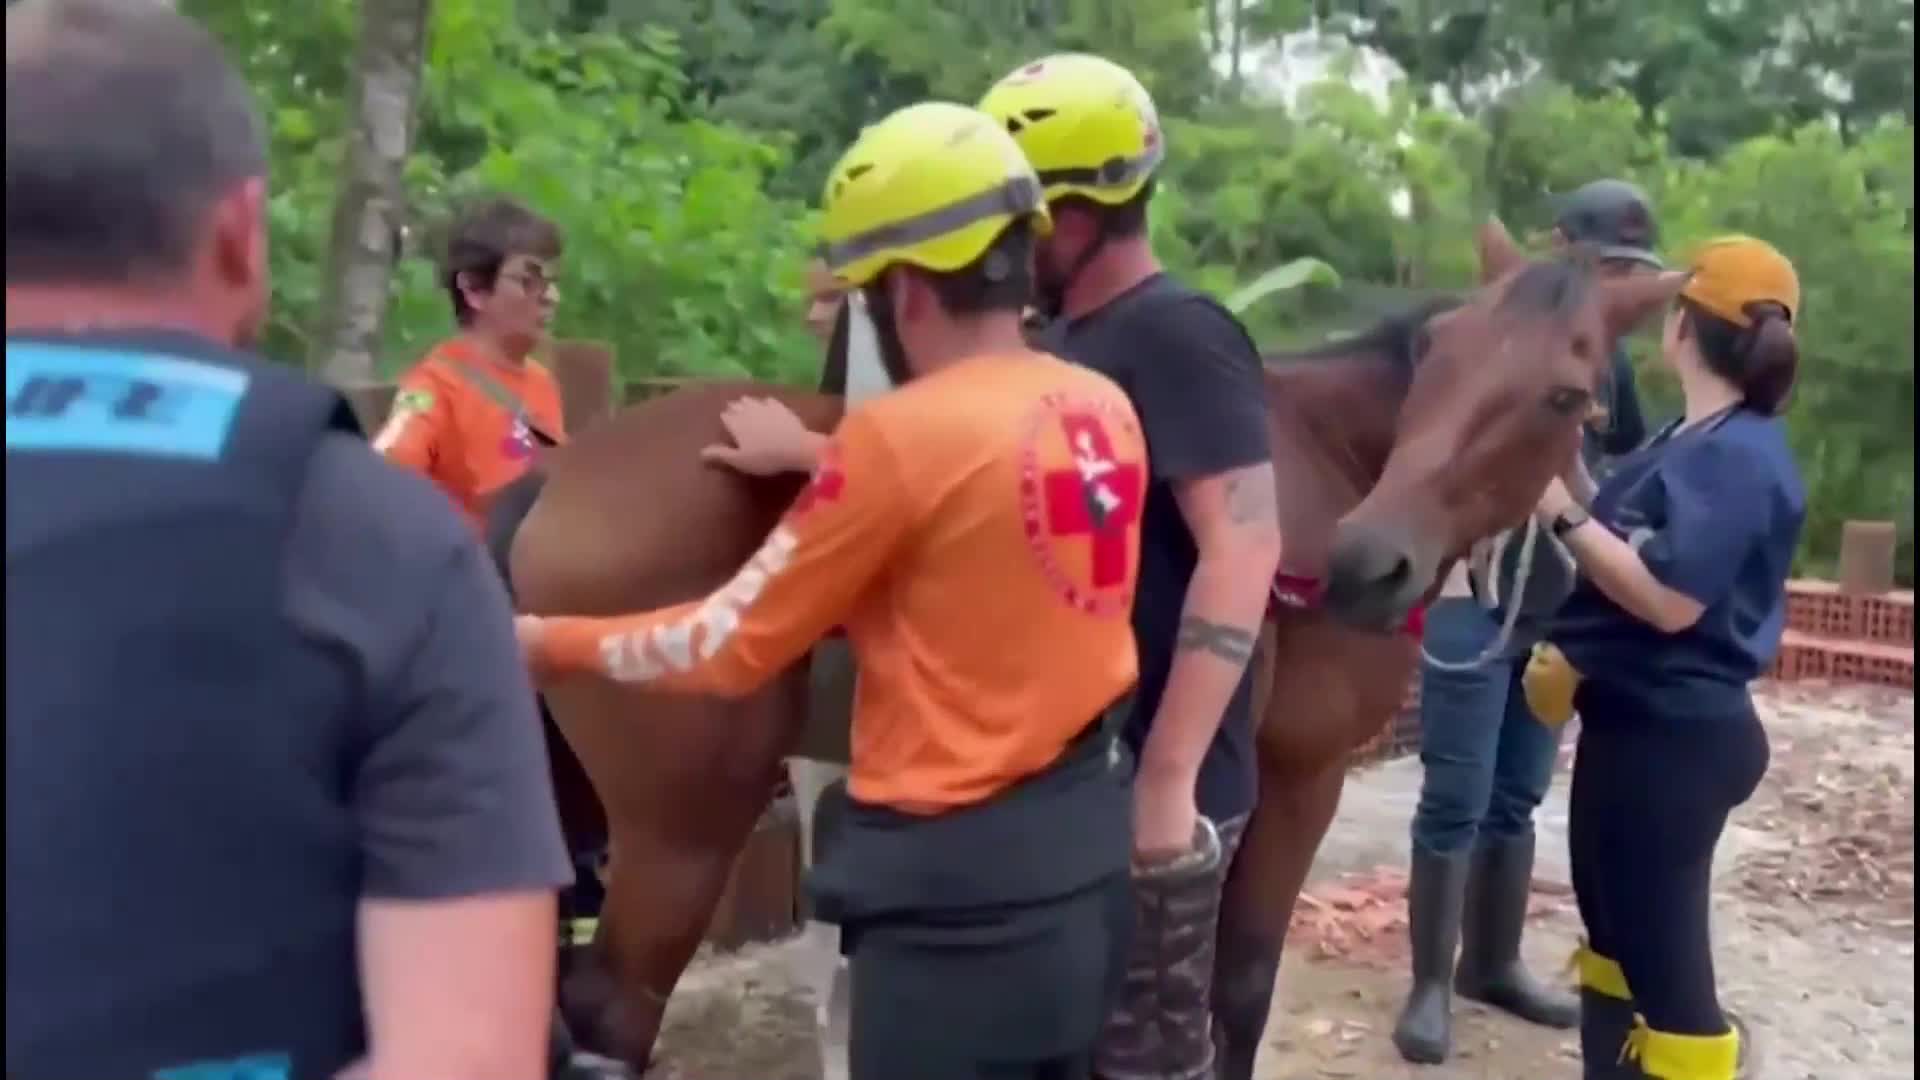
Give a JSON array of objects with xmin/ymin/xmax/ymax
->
[
  {"xmin": 1568, "ymin": 682, "xmax": 1769, "ymax": 1036},
  {"xmin": 847, "ymin": 874, "xmax": 1132, "ymax": 1080}
]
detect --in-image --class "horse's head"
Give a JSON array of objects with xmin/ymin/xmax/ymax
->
[{"xmin": 1324, "ymin": 218, "xmax": 1687, "ymax": 630}]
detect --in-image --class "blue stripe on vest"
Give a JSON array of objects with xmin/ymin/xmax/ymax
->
[
  {"xmin": 150, "ymin": 1052, "xmax": 292, "ymax": 1080},
  {"xmin": 5, "ymin": 342, "xmax": 249, "ymax": 461}
]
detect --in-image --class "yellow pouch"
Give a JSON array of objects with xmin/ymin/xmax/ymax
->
[{"xmin": 1522, "ymin": 643, "xmax": 1582, "ymax": 729}]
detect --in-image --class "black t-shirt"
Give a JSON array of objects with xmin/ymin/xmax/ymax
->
[
  {"xmin": 5, "ymin": 331, "xmax": 572, "ymax": 1078},
  {"xmin": 1034, "ymin": 274, "xmax": 1273, "ymax": 822}
]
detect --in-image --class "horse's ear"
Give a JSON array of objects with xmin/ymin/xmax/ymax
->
[
  {"xmin": 1602, "ymin": 270, "xmax": 1691, "ymax": 339},
  {"xmin": 1477, "ymin": 217, "xmax": 1526, "ymax": 284}
]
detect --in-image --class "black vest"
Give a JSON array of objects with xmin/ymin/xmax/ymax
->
[{"xmin": 6, "ymin": 333, "xmax": 371, "ymax": 1079}]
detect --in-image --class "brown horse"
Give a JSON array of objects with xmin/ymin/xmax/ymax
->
[{"xmin": 502, "ymin": 221, "xmax": 1687, "ymax": 1074}]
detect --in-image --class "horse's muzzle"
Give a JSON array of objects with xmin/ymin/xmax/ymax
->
[{"xmin": 1323, "ymin": 518, "xmax": 1437, "ymax": 633}]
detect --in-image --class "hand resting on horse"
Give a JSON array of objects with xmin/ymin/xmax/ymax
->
[{"xmin": 699, "ymin": 395, "xmax": 827, "ymax": 476}]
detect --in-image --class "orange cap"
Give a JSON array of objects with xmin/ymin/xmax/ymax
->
[{"xmin": 1679, "ymin": 235, "xmax": 1800, "ymax": 327}]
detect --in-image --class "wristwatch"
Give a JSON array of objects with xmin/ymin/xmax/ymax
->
[{"xmin": 1549, "ymin": 505, "xmax": 1592, "ymax": 540}]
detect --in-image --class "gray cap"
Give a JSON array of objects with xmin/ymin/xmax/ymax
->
[{"xmin": 1553, "ymin": 179, "xmax": 1662, "ymax": 269}]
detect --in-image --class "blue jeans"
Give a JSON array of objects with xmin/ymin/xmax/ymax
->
[{"xmin": 1410, "ymin": 598, "xmax": 1563, "ymax": 856}]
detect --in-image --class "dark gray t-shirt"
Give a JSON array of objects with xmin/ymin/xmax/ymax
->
[
  {"xmin": 289, "ymin": 432, "xmax": 573, "ymax": 900},
  {"xmin": 5, "ymin": 328, "xmax": 570, "ymax": 1079},
  {"xmin": 1035, "ymin": 274, "xmax": 1273, "ymax": 823}
]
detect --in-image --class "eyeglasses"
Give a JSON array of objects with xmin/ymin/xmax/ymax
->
[{"xmin": 500, "ymin": 270, "xmax": 560, "ymax": 298}]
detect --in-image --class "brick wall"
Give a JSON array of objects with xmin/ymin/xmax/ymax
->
[
  {"xmin": 1773, "ymin": 580, "xmax": 1915, "ymax": 689},
  {"xmin": 1346, "ymin": 576, "xmax": 1918, "ymax": 774}
]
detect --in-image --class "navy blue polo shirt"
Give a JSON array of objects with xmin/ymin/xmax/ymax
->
[{"xmin": 1552, "ymin": 406, "xmax": 1806, "ymax": 713}]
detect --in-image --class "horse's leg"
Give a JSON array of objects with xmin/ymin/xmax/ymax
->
[
  {"xmin": 1213, "ymin": 754, "xmax": 1349, "ymax": 1080},
  {"xmin": 1214, "ymin": 623, "xmax": 1410, "ymax": 1080},
  {"xmin": 546, "ymin": 675, "xmax": 800, "ymax": 1068},
  {"xmin": 787, "ymin": 756, "xmax": 851, "ymax": 1080}
]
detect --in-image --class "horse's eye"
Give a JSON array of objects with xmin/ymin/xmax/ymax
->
[{"xmin": 1545, "ymin": 386, "xmax": 1590, "ymax": 416}]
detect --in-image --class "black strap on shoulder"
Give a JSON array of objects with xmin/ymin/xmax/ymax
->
[{"xmin": 430, "ymin": 353, "xmax": 560, "ymax": 446}]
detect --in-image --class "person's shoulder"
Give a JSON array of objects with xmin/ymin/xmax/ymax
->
[
  {"xmin": 286, "ymin": 431, "xmax": 499, "ymax": 690},
  {"xmin": 294, "ymin": 432, "xmax": 475, "ymax": 587},
  {"xmin": 1163, "ymin": 289, "xmax": 1260, "ymax": 355},
  {"xmin": 522, "ymin": 356, "xmax": 563, "ymax": 390},
  {"xmin": 1039, "ymin": 351, "xmax": 1136, "ymax": 410},
  {"xmin": 1680, "ymin": 412, "xmax": 1800, "ymax": 492},
  {"xmin": 1105, "ymin": 277, "xmax": 1262, "ymax": 369},
  {"xmin": 1729, "ymin": 411, "xmax": 1804, "ymax": 500},
  {"xmin": 393, "ymin": 342, "xmax": 461, "ymax": 388}
]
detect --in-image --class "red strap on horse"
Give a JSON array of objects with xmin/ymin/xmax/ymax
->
[{"xmin": 1268, "ymin": 571, "xmax": 1425, "ymax": 638}]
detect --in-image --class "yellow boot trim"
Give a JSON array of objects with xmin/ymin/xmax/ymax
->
[
  {"xmin": 1623, "ymin": 1015, "xmax": 1740, "ymax": 1080},
  {"xmin": 1568, "ymin": 941, "xmax": 1632, "ymax": 1000}
]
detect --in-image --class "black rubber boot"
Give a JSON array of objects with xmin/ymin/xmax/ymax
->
[
  {"xmin": 1579, "ymin": 985, "xmax": 1640, "ymax": 1079},
  {"xmin": 1391, "ymin": 846, "xmax": 1470, "ymax": 1064},
  {"xmin": 1454, "ymin": 831, "xmax": 1580, "ymax": 1028}
]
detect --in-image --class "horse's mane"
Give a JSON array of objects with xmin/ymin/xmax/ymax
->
[
  {"xmin": 1262, "ymin": 253, "xmax": 1604, "ymax": 372},
  {"xmin": 1263, "ymin": 294, "xmax": 1462, "ymax": 372}
]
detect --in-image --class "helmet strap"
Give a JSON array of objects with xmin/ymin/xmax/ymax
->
[{"xmin": 858, "ymin": 281, "xmax": 916, "ymax": 387}]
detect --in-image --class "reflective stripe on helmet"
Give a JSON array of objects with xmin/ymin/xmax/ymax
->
[
  {"xmin": 1033, "ymin": 142, "xmax": 1164, "ymax": 196},
  {"xmin": 817, "ymin": 175, "xmax": 1044, "ymax": 277}
]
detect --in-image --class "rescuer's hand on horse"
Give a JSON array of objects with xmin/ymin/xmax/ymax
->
[{"xmin": 700, "ymin": 396, "xmax": 827, "ymax": 476}]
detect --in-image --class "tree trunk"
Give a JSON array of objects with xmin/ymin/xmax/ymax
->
[
  {"xmin": 1228, "ymin": 0, "xmax": 1244, "ymax": 93},
  {"xmin": 312, "ymin": 0, "xmax": 433, "ymax": 386}
]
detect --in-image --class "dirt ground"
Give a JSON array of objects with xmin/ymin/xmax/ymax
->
[{"xmin": 646, "ymin": 684, "xmax": 1916, "ymax": 1080}]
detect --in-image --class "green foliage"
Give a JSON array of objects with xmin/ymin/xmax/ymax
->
[
  {"xmin": 191, "ymin": 0, "xmax": 1913, "ymax": 581},
  {"xmin": 1224, "ymin": 258, "xmax": 1342, "ymax": 315},
  {"xmin": 192, "ymin": 0, "xmax": 820, "ymax": 385}
]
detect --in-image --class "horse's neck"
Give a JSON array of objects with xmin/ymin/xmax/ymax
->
[
  {"xmin": 1262, "ymin": 357, "xmax": 1407, "ymax": 577},
  {"xmin": 1265, "ymin": 358, "xmax": 1403, "ymax": 494}
]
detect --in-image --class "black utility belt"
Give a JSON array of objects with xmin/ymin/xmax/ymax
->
[{"xmin": 808, "ymin": 705, "xmax": 1131, "ymax": 928}]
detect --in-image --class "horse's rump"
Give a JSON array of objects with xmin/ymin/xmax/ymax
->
[{"xmin": 507, "ymin": 381, "xmax": 844, "ymax": 619}]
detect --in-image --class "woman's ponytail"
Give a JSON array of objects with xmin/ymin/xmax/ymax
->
[
  {"xmin": 1681, "ymin": 298, "xmax": 1800, "ymax": 416},
  {"xmin": 1736, "ymin": 303, "xmax": 1798, "ymax": 416}
]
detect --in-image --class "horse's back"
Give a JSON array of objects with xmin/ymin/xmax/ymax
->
[{"xmin": 509, "ymin": 381, "xmax": 843, "ymax": 617}]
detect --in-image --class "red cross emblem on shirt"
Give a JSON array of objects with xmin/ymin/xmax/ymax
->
[
  {"xmin": 1042, "ymin": 413, "xmax": 1144, "ymax": 588},
  {"xmin": 1019, "ymin": 394, "xmax": 1145, "ymax": 617},
  {"xmin": 790, "ymin": 442, "xmax": 846, "ymax": 518}
]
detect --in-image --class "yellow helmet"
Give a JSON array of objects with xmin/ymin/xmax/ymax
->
[
  {"xmin": 817, "ymin": 101, "xmax": 1052, "ymax": 289},
  {"xmin": 978, "ymin": 53, "xmax": 1164, "ymax": 206}
]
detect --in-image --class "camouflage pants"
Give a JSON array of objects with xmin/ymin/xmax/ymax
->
[{"xmin": 1093, "ymin": 812, "xmax": 1251, "ymax": 1080}]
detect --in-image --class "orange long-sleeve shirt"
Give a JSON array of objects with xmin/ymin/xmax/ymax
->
[
  {"xmin": 531, "ymin": 352, "xmax": 1147, "ymax": 814},
  {"xmin": 374, "ymin": 338, "xmax": 567, "ymax": 534}
]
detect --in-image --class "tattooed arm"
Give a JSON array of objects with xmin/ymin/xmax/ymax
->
[
  {"xmin": 1137, "ymin": 463, "xmax": 1284, "ymax": 790},
  {"xmin": 1123, "ymin": 297, "xmax": 1282, "ymax": 855}
]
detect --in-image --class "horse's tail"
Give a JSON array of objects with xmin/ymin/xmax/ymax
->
[{"xmin": 484, "ymin": 466, "xmax": 549, "ymax": 605}]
